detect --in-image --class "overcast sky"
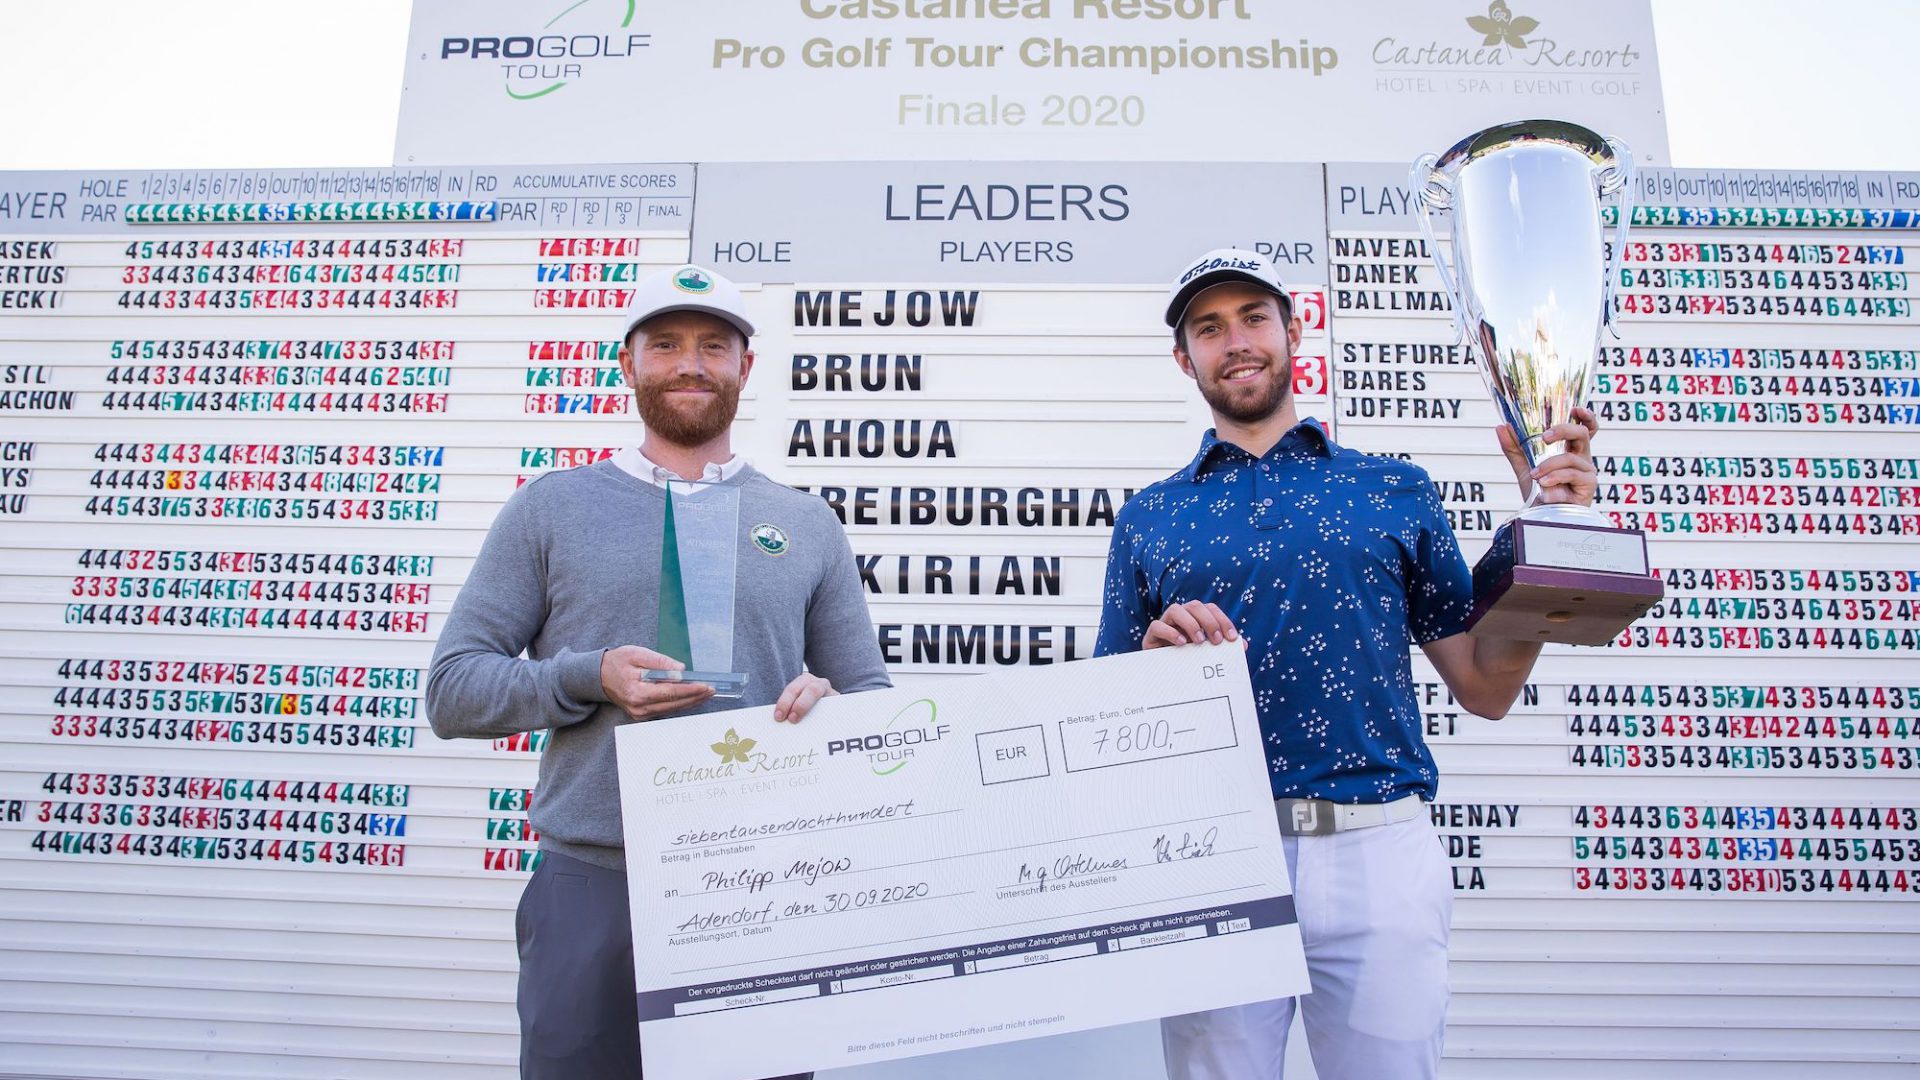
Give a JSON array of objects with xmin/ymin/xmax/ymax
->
[{"xmin": 2, "ymin": 0, "xmax": 1916, "ymax": 172}]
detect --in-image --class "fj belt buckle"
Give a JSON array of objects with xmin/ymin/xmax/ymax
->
[{"xmin": 1278, "ymin": 798, "xmax": 1337, "ymax": 836}]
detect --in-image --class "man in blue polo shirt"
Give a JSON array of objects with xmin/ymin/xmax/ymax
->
[{"xmin": 1095, "ymin": 249, "xmax": 1600, "ymax": 1080}]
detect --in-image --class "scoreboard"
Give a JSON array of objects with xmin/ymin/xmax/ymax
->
[
  {"xmin": 0, "ymin": 164, "xmax": 696, "ymax": 1079},
  {"xmin": 1324, "ymin": 165, "xmax": 1919, "ymax": 1075},
  {"xmin": 0, "ymin": 160, "xmax": 1914, "ymax": 1077}
]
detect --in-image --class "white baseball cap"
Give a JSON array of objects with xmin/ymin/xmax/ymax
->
[
  {"xmin": 1164, "ymin": 248, "xmax": 1291, "ymax": 329},
  {"xmin": 620, "ymin": 263, "xmax": 756, "ymax": 344}
]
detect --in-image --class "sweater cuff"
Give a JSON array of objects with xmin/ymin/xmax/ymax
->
[{"xmin": 557, "ymin": 648, "xmax": 610, "ymax": 705}]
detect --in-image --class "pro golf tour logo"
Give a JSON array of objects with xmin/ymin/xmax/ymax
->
[
  {"xmin": 828, "ymin": 698, "xmax": 949, "ymax": 777},
  {"xmin": 436, "ymin": 0, "xmax": 650, "ymax": 101}
]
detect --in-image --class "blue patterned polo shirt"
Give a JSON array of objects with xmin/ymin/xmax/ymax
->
[{"xmin": 1094, "ymin": 418, "xmax": 1474, "ymax": 804}]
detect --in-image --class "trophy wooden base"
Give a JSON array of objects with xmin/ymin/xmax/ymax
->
[{"xmin": 1467, "ymin": 518, "xmax": 1664, "ymax": 646}]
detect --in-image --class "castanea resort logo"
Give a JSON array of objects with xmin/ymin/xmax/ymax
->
[
  {"xmin": 1466, "ymin": 2, "xmax": 1537, "ymax": 49},
  {"xmin": 652, "ymin": 726, "xmax": 818, "ymax": 787},
  {"xmin": 1372, "ymin": 0, "xmax": 1643, "ymax": 72},
  {"xmin": 828, "ymin": 698, "xmax": 950, "ymax": 776},
  {"xmin": 710, "ymin": 727, "xmax": 756, "ymax": 765},
  {"xmin": 435, "ymin": 0, "xmax": 650, "ymax": 102}
]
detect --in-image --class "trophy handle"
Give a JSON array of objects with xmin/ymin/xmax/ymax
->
[
  {"xmin": 1596, "ymin": 137, "xmax": 1636, "ymax": 341},
  {"xmin": 1408, "ymin": 154, "xmax": 1474, "ymax": 347}
]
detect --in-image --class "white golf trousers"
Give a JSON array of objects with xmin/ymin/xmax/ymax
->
[{"xmin": 1161, "ymin": 811, "xmax": 1454, "ymax": 1080}]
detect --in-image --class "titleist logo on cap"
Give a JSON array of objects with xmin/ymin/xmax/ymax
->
[{"xmin": 1181, "ymin": 254, "xmax": 1267, "ymax": 284}]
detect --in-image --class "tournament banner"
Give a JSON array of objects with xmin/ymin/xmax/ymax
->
[{"xmin": 394, "ymin": 0, "xmax": 1669, "ymax": 166}]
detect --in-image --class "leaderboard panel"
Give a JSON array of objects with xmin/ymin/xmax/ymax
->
[
  {"xmin": 694, "ymin": 160, "xmax": 1331, "ymax": 684},
  {"xmin": 0, "ymin": 164, "xmax": 693, "ymax": 1080},
  {"xmin": 1323, "ymin": 163, "xmax": 1918, "ymax": 1074}
]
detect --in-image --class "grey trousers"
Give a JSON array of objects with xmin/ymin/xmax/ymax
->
[{"xmin": 516, "ymin": 849, "xmax": 811, "ymax": 1080}]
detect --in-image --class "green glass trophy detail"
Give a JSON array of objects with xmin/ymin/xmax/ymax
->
[{"xmin": 643, "ymin": 481, "xmax": 749, "ymax": 698}]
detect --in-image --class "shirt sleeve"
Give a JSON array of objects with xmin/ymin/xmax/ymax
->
[
  {"xmin": 1094, "ymin": 510, "xmax": 1156, "ymax": 657},
  {"xmin": 425, "ymin": 481, "xmax": 609, "ymax": 740},
  {"xmin": 1406, "ymin": 480, "xmax": 1475, "ymax": 644},
  {"xmin": 803, "ymin": 516, "xmax": 893, "ymax": 694}
]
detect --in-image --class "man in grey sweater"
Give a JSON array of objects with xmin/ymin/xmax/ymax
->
[{"xmin": 427, "ymin": 264, "xmax": 890, "ymax": 1079}]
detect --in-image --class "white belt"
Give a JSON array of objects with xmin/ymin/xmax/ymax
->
[{"xmin": 1275, "ymin": 794, "xmax": 1425, "ymax": 836}]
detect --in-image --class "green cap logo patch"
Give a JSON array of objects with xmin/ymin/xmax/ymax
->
[
  {"xmin": 674, "ymin": 268, "xmax": 714, "ymax": 294},
  {"xmin": 750, "ymin": 523, "xmax": 789, "ymax": 556}
]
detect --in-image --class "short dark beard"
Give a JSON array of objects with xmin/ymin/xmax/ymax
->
[
  {"xmin": 1195, "ymin": 351, "xmax": 1293, "ymax": 425},
  {"xmin": 635, "ymin": 373, "xmax": 740, "ymax": 445}
]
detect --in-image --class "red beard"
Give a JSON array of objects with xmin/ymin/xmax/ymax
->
[{"xmin": 636, "ymin": 373, "xmax": 741, "ymax": 445}]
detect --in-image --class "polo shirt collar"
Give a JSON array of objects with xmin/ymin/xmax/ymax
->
[
  {"xmin": 1181, "ymin": 417, "xmax": 1334, "ymax": 481},
  {"xmin": 611, "ymin": 447, "xmax": 748, "ymax": 489}
]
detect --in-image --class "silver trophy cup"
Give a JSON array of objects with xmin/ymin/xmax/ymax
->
[{"xmin": 1410, "ymin": 119, "xmax": 1662, "ymax": 644}]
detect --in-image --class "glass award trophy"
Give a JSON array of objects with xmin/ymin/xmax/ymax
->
[{"xmin": 642, "ymin": 480, "xmax": 749, "ymax": 698}]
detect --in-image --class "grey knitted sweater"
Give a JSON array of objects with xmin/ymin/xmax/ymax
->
[{"xmin": 426, "ymin": 460, "xmax": 891, "ymax": 870}]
